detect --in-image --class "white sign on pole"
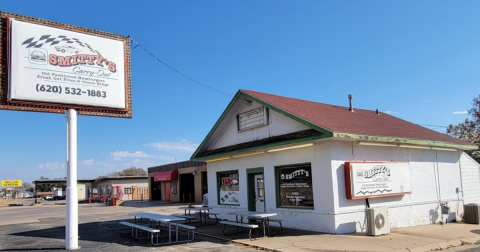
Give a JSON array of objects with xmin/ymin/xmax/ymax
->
[
  {"xmin": 345, "ymin": 162, "xmax": 412, "ymax": 199},
  {"xmin": 8, "ymin": 18, "xmax": 126, "ymax": 109}
]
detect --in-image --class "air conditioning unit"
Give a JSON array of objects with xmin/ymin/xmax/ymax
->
[
  {"xmin": 464, "ymin": 204, "xmax": 480, "ymax": 224},
  {"xmin": 366, "ymin": 207, "xmax": 390, "ymax": 236}
]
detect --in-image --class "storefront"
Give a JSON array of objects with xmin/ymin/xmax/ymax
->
[
  {"xmin": 94, "ymin": 176, "xmax": 148, "ymax": 201},
  {"xmin": 190, "ymin": 89, "xmax": 479, "ymax": 234},
  {"xmin": 33, "ymin": 177, "xmax": 148, "ymax": 201},
  {"xmin": 148, "ymin": 161, "xmax": 207, "ymax": 203}
]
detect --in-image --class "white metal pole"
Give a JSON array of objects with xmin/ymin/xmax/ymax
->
[{"xmin": 66, "ymin": 109, "xmax": 78, "ymax": 250}]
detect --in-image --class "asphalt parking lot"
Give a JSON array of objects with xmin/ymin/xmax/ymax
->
[{"xmin": 0, "ymin": 201, "xmax": 260, "ymax": 251}]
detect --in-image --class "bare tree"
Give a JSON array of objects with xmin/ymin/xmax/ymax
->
[
  {"xmin": 447, "ymin": 95, "xmax": 480, "ymax": 163},
  {"xmin": 98, "ymin": 167, "xmax": 147, "ymax": 178}
]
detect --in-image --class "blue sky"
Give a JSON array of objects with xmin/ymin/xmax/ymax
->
[{"xmin": 1, "ymin": 1, "xmax": 479, "ymax": 184}]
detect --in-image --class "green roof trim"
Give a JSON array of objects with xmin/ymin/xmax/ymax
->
[
  {"xmin": 191, "ymin": 134, "xmax": 323, "ymax": 161},
  {"xmin": 332, "ymin": 132, "xmax": 478, "ymax": 150},
  {"xmin": 190, "ymin": 89, "xmax": 477, "ymax": 161},
  {"xmin": 190, "ymin": 90, "xmax": 333, "ymax": 160},
  {"xmin": 241, "ymin": 92, "xmax": 333, "ymax": 137},
  {"xmin": 190, "ymin": 90, "xmax": 245, "ymax": 160}
]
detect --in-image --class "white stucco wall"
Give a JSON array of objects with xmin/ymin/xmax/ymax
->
[
  {"xmin": 208, "ymin": 143, "xmax": 339, "ymax": 233},
  {"xmin": 460, "ymin": 152, "xmax": 480, "ymax": 204},
  {"xmin": 211, "ymin": 101, "xmax": 310, "ymax": 150},
  {"xmin": 331, "ymin": 142, "xmax": 463, "ymax": 233},
  {"xmin": 207, "ymin": 141, "xmax": 467, "ymax": 234}
]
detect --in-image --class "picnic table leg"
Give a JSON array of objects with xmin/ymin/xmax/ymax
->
[
  {"xmin": 168, "ymin": 223, "xmax": 171, "ymax": 244},
  {"xmin": 262, "ymin": 219, "xmax": 266, "ymax": 237},
  {"xmin": 176, "ymin": 221, "xmax": 179, "ymax": 243},
  {"xmin": 266, "ymin": 217, "xmax": 270, "ymax": 236}
]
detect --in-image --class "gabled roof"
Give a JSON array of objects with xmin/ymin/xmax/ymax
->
[
  {"xmin": 191, "ymin": 90, "xmax": 477, "ymax": 160},
  {"xmin": 242, "ymin": 90, "xmax": 475, "ymax": 146}
]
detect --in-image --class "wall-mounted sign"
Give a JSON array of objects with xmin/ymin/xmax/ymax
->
[
  {"xmin": 0, "ymin": 12, "xmax": 132, "ymax": 118},
  {"xmin": 344, "ymin": 162, "xmax": 412, "ymax": 200},
  {"xmin": 237, "ymin": 107, "xmax": 268, "ymax": 131},
  {"xmin": 1, "ymin": 180, "xmax": 22, "ymax": 187}
]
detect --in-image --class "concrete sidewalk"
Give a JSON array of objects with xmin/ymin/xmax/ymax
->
[{"xmin": 195, "ymin": 222, "xmax": 480, "ymax": 252}]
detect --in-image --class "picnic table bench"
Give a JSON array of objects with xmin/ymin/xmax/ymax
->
[
  {"xmin": 247, "ymin": 216, "xmax": 286, "ymax": 234},
  {"xmin": 171, "ymin": 214, "xmax": 198, "ymax": 224},
  {"xmin": 168, "ymin": 222, "xmax": 195, "ymax": 242},
  {"xmin": 219, "ymin": 221, "xmax": 258, "ymax": 240},
  {"xmin": 119, "ymin": 221, "xmax": 160, "ymax": 245},
  {"xmin": 127, "ymin": 213, "xmax": 186, "ymax": 245}
]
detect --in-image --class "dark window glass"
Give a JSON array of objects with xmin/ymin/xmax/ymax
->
[{"xmin": 277, "ymin": 164, "xmax": 314, "ymax": 208}]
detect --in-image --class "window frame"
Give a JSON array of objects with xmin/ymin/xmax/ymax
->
[
  {"xmin": 217, "ymin": 170, "xmax": 240, "ymax": 206},
  {"xmin": 275, "ymin": 163, "xmax": 314, "ymax": 210}
]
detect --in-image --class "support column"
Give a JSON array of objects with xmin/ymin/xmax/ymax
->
[{"xmin": 66, "ymin": 109, "xmax": 78, "ymax": 250}]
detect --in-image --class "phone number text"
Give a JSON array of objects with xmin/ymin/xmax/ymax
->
[{"xmin": 36, "ymin": 84, "xmax": 106, "ymax": 98}]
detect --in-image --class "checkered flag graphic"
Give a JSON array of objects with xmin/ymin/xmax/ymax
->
[{"xmin": 21, "ymin": 35, "xmax": 102, "ymax": 56}]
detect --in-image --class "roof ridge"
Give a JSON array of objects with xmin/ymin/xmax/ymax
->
[{"xmin": 241, "ymin": 89, "xmax": 392, "ymax": 114}]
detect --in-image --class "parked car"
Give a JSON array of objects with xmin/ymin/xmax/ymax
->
[{"xmin": 44, "ymin": 195, "xmax": 54, "ymax": 200}]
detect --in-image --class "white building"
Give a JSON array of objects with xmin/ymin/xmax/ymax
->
[{"xmin": 191, "ymin": 89, "xmax": 479, "ymax": 234}]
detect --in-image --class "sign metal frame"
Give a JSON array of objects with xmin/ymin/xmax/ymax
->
[{"xmin": 0, "ymin": 11, "xmax": 132, "ymax": 118}]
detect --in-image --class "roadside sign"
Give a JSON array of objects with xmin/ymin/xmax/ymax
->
[{"xmin": 1, "ymin": 180, "xmax": 22, "ymax": 187}]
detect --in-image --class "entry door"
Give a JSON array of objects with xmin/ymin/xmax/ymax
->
[
  {"xmin": 165, "ymin": 182, "xmax": 170, "ymax": 202},
  {"xmin": 254, "ymin": 174, "xmax": 265, "ymax": 212}
]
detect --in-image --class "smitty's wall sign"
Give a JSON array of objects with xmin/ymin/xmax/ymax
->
[{"xmin": 344, "ymin": 162, "xmax": 412, "ymax": 200}]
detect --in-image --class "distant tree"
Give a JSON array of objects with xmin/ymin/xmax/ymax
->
[
  {"xmin": 22, "ymin": 182, "xmax": 34, "ymax": 192},
  {"xmin": 34, "ymin": 177, "xmax": 53, "ymax": 192},
  {"xmin": 35, "ymin": 183, "xmax": 53, "ymax": 192},
  {"xmin": 447, "ymin": 95, "xmax": 480, "ymax": 163},
  {"xmin": 98, "ymin": 167, "xmax": 147, "ymax": 178}
]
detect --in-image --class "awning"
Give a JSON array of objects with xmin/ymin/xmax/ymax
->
[{"xmin": 154, "ymin": 169, "xmax": 178, "ymax": 181}]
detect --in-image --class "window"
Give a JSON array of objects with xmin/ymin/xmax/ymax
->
[
  {"xmin": 237, "ymin": 107, "xmax": 268, "ymax": 131},
  {"xmin": 218, "ymin": 171, "xmax": 239, "ymax": 205},
  {"xmin": 276, "ymin": 164, "xmax": 314, "ymax": 208},
  {"xmin": 124, "ymin": 188, "xmax": 132, "ymax": 194},
  {"xmin": 257, "ymin": 177, "xmax": 264, "ymax": 197}
]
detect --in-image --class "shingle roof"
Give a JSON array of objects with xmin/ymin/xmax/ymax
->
[{"xmin": 241, "ymin": 89, "xmax": 475, "ymax": 147}]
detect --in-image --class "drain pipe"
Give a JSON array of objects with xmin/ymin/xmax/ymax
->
[{"xmin": 434, "ymin": 151, "xmax": 442, "ymax": 223}]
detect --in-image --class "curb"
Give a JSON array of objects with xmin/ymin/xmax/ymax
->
[
  {"xmin": 196, "ymin": 231, "xmax": 480, "ymax": 252},
  {"xmin": 195, "ymin": 231, "xmax": 279, "ymax": 251}
]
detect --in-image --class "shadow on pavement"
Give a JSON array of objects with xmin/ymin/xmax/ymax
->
[{"xmin": 3, "ymin": 218, "xmax": 213, "ymax": 251}]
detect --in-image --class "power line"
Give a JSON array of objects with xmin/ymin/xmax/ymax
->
[
  {"xmin": 130, "ymin": 37, "xmax": 237, "ymax": 99},
  {"xmin": 418, "ymin": 124, "xmax": 449, "ymax": 128}
]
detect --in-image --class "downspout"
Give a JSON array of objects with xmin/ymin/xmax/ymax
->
[
  {"xmin": 433, "ymin": 151, "xmax": 442, "ymax": 223},
  {"xmin": 457, "ymin": 151, "xmax": 464, "ymax": 217}
]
